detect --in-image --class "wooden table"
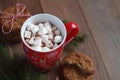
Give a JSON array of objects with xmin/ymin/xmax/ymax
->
[{"xmin": 0, "ymin": 0, "xmax": 120, "ymax": 80}]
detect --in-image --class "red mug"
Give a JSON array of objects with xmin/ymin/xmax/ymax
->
[{"xmin": 21, "ymin": 14, "xmax": 79, "ymax": 71}]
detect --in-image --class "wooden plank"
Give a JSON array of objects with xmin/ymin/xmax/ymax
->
[
  {"xmin": 40, "ymin": 0, "xmax": 110, "ymax": 80},
  {"xmin": 78, "ymin": 0, "xmax": 120, "ymax": 80},
  {"xmin": 0, "ymin": 1, "xmax": 1, "ymax": 11},
  {"xmin": 113, "ymin": 0, "xmax": 120, "ymax": 16}
]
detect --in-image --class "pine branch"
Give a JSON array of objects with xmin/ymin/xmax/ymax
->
[
  {"xmin": 0, "ymin": 67, "xmax": 10, "ymax": 80},
  {"xmin": 39, "ymin": 73, "xmax": 45, "ymax": 80},
  {"xmin": 0, "ymin": 44, "xmax": 10, "ymax": 58},
  {"xmin": 0, "ymin": 44, "xmax": 10, "ymax": 80},
  {"xmin": 69, "ymin": 32, "xmax": 87, "ymax": 47},
  {"xmin": 0, "ymin": 43, "xmax": 45, "ymax": 80}
]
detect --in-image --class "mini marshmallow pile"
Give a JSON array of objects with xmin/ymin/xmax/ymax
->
[{"xmin": 24, "ymin": 22, "xmax": 63, "ymax": 52}]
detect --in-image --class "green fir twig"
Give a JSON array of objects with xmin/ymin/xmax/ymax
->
[
  {"xmin": 69, "ymin": 32, "xmax": 87, "ymax": 47},
  {"xmin": 0, "ymin": 67, "xmax": 10, "ymax": 80},
  {"xmin": 0, "ymin": 44, "xmax": 45, "ymax": 80}
]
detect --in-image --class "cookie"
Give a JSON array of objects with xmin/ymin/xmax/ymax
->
[
  {"xmin": 62, "ymin": 53, "xmax": 94, "ymax": 75},
  {"xmin": 0, "ymin": 3, "xmax": 31, "ymax": 42},
  {"xmin": 61, "ymin": 52, "xmax": 94, "ymax": 80},
  {"xmin": 63, "ymin": 65, "xmax": 93, "ymax": 80}
]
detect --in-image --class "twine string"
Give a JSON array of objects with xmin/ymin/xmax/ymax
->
[{"xmin": 0, "ymin": 3, "xmax": 31, "ymax": 34}]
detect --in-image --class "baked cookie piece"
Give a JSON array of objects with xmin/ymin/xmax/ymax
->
[
  {"xmin": 63, "ymin": 65, "xmax": 93, "ymax": 80},
  {"xmin": 0, "ymin": 3, "xmax": 31, "ymax": 42},
  {"xmin": 61, "ymin": 52, "xmax": 94, "ymax": 80},
  {"xmin": 62, "ymin": 53, "xmax": 94, "ymax": 75}
]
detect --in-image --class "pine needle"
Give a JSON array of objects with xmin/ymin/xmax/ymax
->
[
  {"xmin": 39, "ymin": 73, "xmax": 45, "ymax": 80},
  {"xmin": 69, "ymin": 32, "xmax": 86, "ymax": 47},
  {"xmin": 0, "ymin": 43, "xmax": 45, "ymax": 80},
  {"xmin": 0, "ymin": 67, "xmax": 10, "ymax": 80}
]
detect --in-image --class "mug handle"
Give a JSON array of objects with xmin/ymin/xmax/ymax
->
[{"xmin": 64, "ymin": 22, "xmax": 80, "ymax": 45}]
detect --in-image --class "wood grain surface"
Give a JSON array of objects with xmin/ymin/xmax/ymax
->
[{"xmin": 0, "ymin": 0, "xmax": 120, "ymax": 80}]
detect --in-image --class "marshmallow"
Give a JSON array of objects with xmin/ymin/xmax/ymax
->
[
  {"xmin": 25, "ymin": 39, "xmax": 30, "ymax": 44},
  {"xmin": 48, "ymin": 32, "xmax": 54, "ymax": 40},
  {"xmin": 41, "ymin": 35, "xmax": 49, "ymax": 42},
  {"xmin": 30, "ymin": 24, "xmax": 39, "ymax": 34},
  {"xmin": 44, "ymin": 24, "xmax": 52, "ymax": 33},
  {"xmin": 38, "ymin": 23, "xmax": 44, "ymax": 28},
  {"xmin": 31, "ymin": 46, "xmax": 42, "ymax": 51},
  {"xmin": 42, "ymin": 47, "xmax": 50, "ymax": 52},
  {"xmin": 26, "ymin": 24, "xmax": 32, "ymax": 31},
  {"xmin": 29, "ymin": 37, "xmax": 35, "ymax": 45},
  {"xmin": 53, "ymin": 44, "xmax": 59, "ymax": 49},
  {"xmin": 54, "ymin": 35, "xmax": 62, "ymax": 43},
  {"xmin": 38, "ymin": 26, "xmax": 48, "ymax": 35},
  {"xmin": 24, "ymin": 22, "xmax": 63, "ymax": 51},
  {"xmin": 44, "ymin": 22, "xmax": 52, "ymax": 28},
  {"xmin": 54, "ymin": 29, "xmax": 60, "ymax": 35},
  {"xmin": 52, "ymin": 26, "xmax": 57, "ymax": 31},
  {"xmin": 24, "ymin": 31, "xmax": 31, "ymax": 38},
  {"xmin": 34, "ymin": 37, "xmax": 42, "ymax": 46},
  {"xmin": 45, "ymin": 40, "xmax": 53, "ymax": 48}
]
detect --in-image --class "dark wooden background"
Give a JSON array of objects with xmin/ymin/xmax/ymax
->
[{"xmin": 0, "ymin": 0, "xmax": 120, "ymax": 80}]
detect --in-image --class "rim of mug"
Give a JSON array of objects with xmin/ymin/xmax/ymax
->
[{"xmin": 21, "ymin": 13, "xmax": 67, "ymax": 52}]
